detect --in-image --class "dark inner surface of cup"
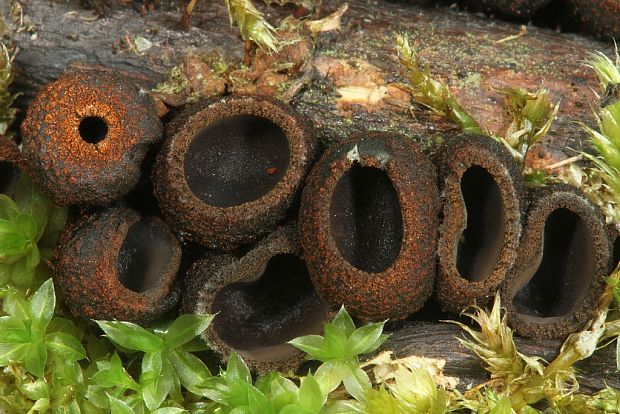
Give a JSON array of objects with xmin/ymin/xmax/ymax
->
[
  {"xmin": 0, "ymin": 161, "xmax": 19, "ymax": 195},
  {"xmin": 330, "ymin": 164, "xmax": 403, "ymax": 273},
  {"xmin": 117, "ymin": 219, "xmax": 176, "ymax": 293},
  {"xmin": 512, "ymin": 208, "xmax": 595, "ymax": 318},
  {"xmin": 184, "ymin": 115, "xmax": 290, "ymax": 208},
  {"xmin": 456, "ymin": 166, "xmax": 506, "ymax": 282},
  {"xmin": 211, "ymin": 254, "xmax": 326, "ymax": 354}
]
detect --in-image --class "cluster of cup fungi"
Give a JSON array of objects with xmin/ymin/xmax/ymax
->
[{"xmin": 1, "ymin": 68, "xmax": 615, "ymax": 373}]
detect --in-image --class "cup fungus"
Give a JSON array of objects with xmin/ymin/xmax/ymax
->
[
  {"xmin": 504, "ymin": 185, "xmax": 611, "ymax": 339},
  {"xmin": 183, "ymin": 225, "xmax": 327, "ymax": 373},
  {"xmin": 21, "ymin": 70, "xmax": 163, "ymax": 206},
  {"xmin": 299, "ymin": 133, "xmax": 440, "ymax": 321},
  {"xmin": 572, "ymin": 0, "xmax": 620, "ymax": 39},
  {"xmin": 435, "ymin": 135, "xmax": 524, "ymax": 314},
  {"xmin": 0, "ymin": 138, "xmax": 21, "ymax": 196},
  {"xmin": 154, "ymin": 96, "xmax": 316, "ymax": 251},
  {"xmin": 54, "ymin": 206, "xmax": 181, "ymax": 324}
]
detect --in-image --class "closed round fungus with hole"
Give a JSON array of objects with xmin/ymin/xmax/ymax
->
[
  {"xmin": 436, "ymin": 135, "xmax": 523, "ymax": 314},
  {"xmin": 154, "ymin": 96, "xmax": 316, "ymax": 251},
  {"xmin": 54, "ymin": 207, "xmax": 181, "ymax": 324},
  {"xmin": 504, "ymin": 185, "xmax": 611, "ymax": 339},
  {"xmin": 21, "ymin": 70, "xmax": 163, "ymax": 206},
  {"xmin": 299, "ymin": 132, "xmax": 440, "ymax": 321},
  {"xmin": 183, "ymin": 225, "xmax": 327, "ymax": 373}
]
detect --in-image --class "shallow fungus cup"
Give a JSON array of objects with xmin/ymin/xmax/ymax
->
[
  {"xmin": 183, "ymin": 225, "xmax": 328, "ymax": 373},
  {"xmin": 299, "ymin": 132, "xmax": 440, "ymax": 321},
  {"xmin": 504, "ymin": 185, "xmax": 612, "ymax": 339},
  {"xmin": 435, "ymin": 135, "xmax": 524, "ymax": 313},
  {"xmin": 54, "ymin": 206, "xmax": 182, "ymax": 324},
  {"xmin": 154, "ymin": 95, "xmax": 316, "ymax": 251}
]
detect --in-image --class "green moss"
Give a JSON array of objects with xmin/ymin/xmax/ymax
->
[{"xmin": 0, "ymin": 43, "xmax": 17, "ymax": 136}]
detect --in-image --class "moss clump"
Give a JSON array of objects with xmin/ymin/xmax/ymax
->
[{"xmin": 0, "ymin": 43, "xmax": 17, "ymax": 136}]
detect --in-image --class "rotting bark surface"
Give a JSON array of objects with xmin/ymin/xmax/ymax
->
[{"xmin": 1, "ymin": 0, "xmax": 617, "ymax": 392}]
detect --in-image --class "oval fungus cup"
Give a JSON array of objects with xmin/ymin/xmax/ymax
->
[
  {"xmin": 503, "ymin": 184, "xmax": 611, "ymax": 340},
  {"xmin": 21, "ymin": 70, "xmax": 163, "ymax": 206},
  {"xmin": 299, "ymin": 132, "xmax": 440, "ymax": 321},
  {"xmin": 0, "ymin": 138, "xmax": 21, "ymax": 197},
  {"xmin": 183, "ymin": 225, "xmax": 328, "ymax": 373},
  {"xmin": 572, "ymin": 0, "xmax": 620, "ymax": 39},
  {"xmin": 435, "ymin": 135, "xmax": 524, "ymax": 314},
  {"xmin": 54, "ymin": 206, "xmax": 181, "ymax": 324},
  {"xmin": 154, "ymin": 95, "xmax": 316, "ymax": 251}
]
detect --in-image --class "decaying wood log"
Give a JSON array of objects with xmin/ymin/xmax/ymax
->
[
  {"xmin": 384, "ymin": 318, "xmax": 619, "ymax": 394},
  {"xmin": 1, "ymin": 0, "xmax": 618, "ymax": 392}
]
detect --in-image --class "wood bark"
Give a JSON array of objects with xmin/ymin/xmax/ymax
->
[{"xmin": 2, "ymin": 0, "xmax": 618, "ymax": 393}]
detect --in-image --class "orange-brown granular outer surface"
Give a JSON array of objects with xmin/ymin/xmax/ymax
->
[
  {"xmin": 299, "ymin": 133, "xmax": 440, "ymax": 321},
  {"xmin": 503, "ymin": 184, "xmax": 611, "ymax": 340},
  {"xmin": 183, "ymin": 225, "xmax": 328, "ymax": 373},
  {"xmin": 54, "ymin": 206, "xmax": 181, "ymax": 324},
  {"xmin": 435, "ymin": 135, "xmax": 524, "ymax": 314},
  {"xmin": 21, "ymin": 70, "xmax": 162, "ymax": 206},
  {"xmin": 573, "ymin": 0, "xmax": 620, "ymax": 39},
  {"xmin": 0, "ymin": 138, "xmax": 21, "ymax": 165},
  {"xmin": 154, "ymin": 95, "xmax": 316, "ymax": 251}
]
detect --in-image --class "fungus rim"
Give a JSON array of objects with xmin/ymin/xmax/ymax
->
[
  {"xmin": 299, "ymin": 133, "xmax": 440, "ymax": 321},
  {"xmin": 154, "ymin": 95, "xmax": 315, "ymax": 250},
  {"xmin": 504, "ymin": 185, "xmax": 610, "ymax": 339},
  {"xmin": 436, "ymin": 135, "xmax": 523, "ymax": 314}
]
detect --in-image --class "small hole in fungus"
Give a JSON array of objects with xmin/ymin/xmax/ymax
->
[{"xmin": 79, "ymin": 116, "xmax": 109, "ymax": 144}]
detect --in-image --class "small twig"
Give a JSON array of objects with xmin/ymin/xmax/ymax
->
[
  {"xmin": 495, "ymin": 25, "xmax": 527, "ymax": 44},
  {"xmin": 545, "ymin": 154, "xmax": 584, "ymax": 170},
  {"xmin": 181, "ymin": 0, "xmax": 199, "ymax": 31},
  {"xmin": 281, "ymin": 58, "xmax": 315, "ymax": 103},
  {"xmin": 243, "ymin": 40, "xmax": 253, "ymax": 67}
]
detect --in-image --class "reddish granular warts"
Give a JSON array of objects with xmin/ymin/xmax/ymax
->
[
  {"xmin": 54, "ymin": 206, "xmax": 181, "ymax": 324},
  {"xmin": 153, "ymin": 95, "xmax": 316, "ymax": 251},
  {"xmin": 435, "ymin": 134, "xmax": 524, "ymax": 314},
  {"xmin": 21, "ymin": 70, "xmax": 163, "ymax": 206},
  {"xmin": 299, "ymin": 132, "xmax": 440, "ymax": 321}
]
